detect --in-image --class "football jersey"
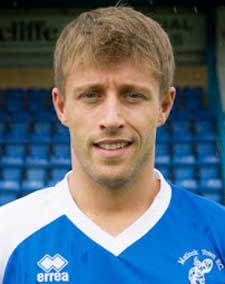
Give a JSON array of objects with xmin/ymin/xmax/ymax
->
[{"xmin": 0, "ymin": 169, "xmax": 225, "ymax": 284}]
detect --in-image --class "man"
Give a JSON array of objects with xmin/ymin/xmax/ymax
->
[{"xmin": 0, "ymin": 6, "xmax": 225, "ymax": 284}]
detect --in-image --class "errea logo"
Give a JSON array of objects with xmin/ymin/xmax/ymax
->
[
  {"xmin": 37, "ymin": 254, "xmax": 69, "ymax": 283},
  {"xmin": 38, "ymin": 254, "xmax": 68, "ymax": 273}
]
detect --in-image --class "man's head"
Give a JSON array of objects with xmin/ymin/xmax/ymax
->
[
  {"xmin": 52, "ymin": 6, "xmax": 175, "ymax": 191},
  {"xmin": 54, "ymin": 6, "xmax": 175, "ymax": 98}
]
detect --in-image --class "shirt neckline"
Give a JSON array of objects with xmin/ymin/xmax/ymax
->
[{"xmin": 56, "ymin": 169, "xmax": 172, "ymax": 256}]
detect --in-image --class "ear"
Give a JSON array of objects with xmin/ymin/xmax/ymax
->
[
  {"xmin": 52, "ymin": 87, "xmax": 69, "ymax": 127},
  {"xmin": 157, "ymin": 86, "xmax": 176, "ymax": 127}
]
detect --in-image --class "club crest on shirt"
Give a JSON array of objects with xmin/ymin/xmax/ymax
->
[{"xmin": 178, "ymin": 249, "xmax": 224, "ymax": 284}]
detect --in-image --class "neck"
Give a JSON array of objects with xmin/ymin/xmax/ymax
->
[{"xmin": 68, "ymin": 164, "xmax": 160, "ymax": 236}]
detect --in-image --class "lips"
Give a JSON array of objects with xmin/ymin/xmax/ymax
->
[
  {"xmin": 93, "ymin": 139, "xmax": 133, "ymax": 151},
  {"xmin": 97, "ymin": 141, "xmax": 131, "ymax": 150}
]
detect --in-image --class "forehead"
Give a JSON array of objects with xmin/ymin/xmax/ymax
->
[{"xmin": 65, "ymin": 59, "xmax": 159, "ymax": 92}]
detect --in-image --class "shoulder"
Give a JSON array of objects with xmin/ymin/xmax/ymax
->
[
  {"xmin": 0, "ymin": 174, "xmax": 73, "ymax": 283},
  {"xmin": 170, "ymin": 183, "xmax": 225, "ymax": 221},
  {"xmin": 0, "ymin": 183, "xmax": 67, "ymax": 239},
  {"xmin": 0, "ymin": 186, "xmax": 62, "ymax": 228},
  {"xmin": 0, "ymin": 184, "xmax": 66, "ymax": 276},
  {"xmin": 168, "ymin": 184, "xmax": 225, "ymax": 264}
]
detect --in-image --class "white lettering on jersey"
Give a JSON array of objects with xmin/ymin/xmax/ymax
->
[
  {"xmin": 178, "ymin": 248, "xmax": 224, "ymax": 284},
  {"xmin": 37, "ymin": 272, "xmax": 69, "ymax": 282}
]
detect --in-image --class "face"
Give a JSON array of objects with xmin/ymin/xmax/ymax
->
[{"xmin": 53, "ymin": 60, "xmax": 175, "ymax": 189}]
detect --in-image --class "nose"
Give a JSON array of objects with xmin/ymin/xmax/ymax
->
[{"xmin": 99, "ymin": 95, "xmax": 125, "ymax": 131}]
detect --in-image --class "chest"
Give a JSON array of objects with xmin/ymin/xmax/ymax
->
[{"xmin": 3, "ymin": 216, "xmax": 225, "ymax": 284}]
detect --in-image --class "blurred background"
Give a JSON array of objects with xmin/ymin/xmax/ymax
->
[{"xmin": 0, "ymin": 0, "xmax": 225, "ymax": 205}]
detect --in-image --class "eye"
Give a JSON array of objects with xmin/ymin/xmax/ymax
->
[
  {"xmin": 125, "ymin": 92, "xmax": 145, "ymax": 102},
  {"xmin": 81, "ymin": 92, "xmax": 100, "ymax": 103}
]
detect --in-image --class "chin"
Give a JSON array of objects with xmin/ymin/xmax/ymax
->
[{"xmin": 93, "ymin": 171, "xmax": 133, "ymax": 191}]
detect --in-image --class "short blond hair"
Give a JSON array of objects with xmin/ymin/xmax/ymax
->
[{"xmin": 54, "ymin": 6, "xmax": 175, "ymax": 97}]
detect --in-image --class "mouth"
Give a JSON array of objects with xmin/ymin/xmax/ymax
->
[
  {"xmin": 93, "ymin": 139, "xmax": 133, "ymax": 158},
  {"xmin": 94, "ymin": 141, "xmax": 132, "ymax": 150}
]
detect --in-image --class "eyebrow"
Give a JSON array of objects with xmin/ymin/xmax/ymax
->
[
  {"xmin": 72, "ymin": 82, "xmax": 153, "ymax": 96},
  {"xmin": 118, "ymin": 84, "xmax": 152, "ymax": 95},
  {"xmin": 72, "ymin": 83, "xmax": 105, "ymax": 95}
]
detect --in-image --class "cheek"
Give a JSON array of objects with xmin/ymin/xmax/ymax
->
[
  {"xmin": 130, "ymin": 109, "xmax": 159, "ymax": 134},
  {"xmin": 66, "ymin": 105, "xmax": 85, "ymax": 130},
  {"xmin": 143, "ymin": 124, "xmax": 157, "ymax": 145},
  {"xmin": 67, "ymin": 113, "xmax": 94, "ymax": 149},
  {"xmin": 138, "ymin": 113, "xmax": 158, "ymax": 145}
]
